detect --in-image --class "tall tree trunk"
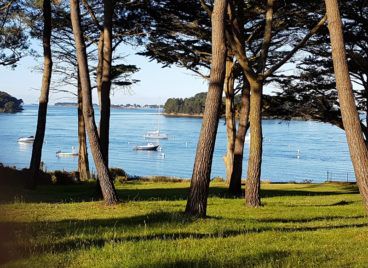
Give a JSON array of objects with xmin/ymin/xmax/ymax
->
[
  {"xmin": 229, "ymin": 78, "xmax": 250, "ymax": 195},
  {"xmin": 28, "ymin": 0, "xmax": 52, "ymax": 189},
  {"xmin": 98, "ymin": 0, "xmax": 114, "ymax": 167},
  {"xmin": 96, "ymin": 32, "xmax": 104, "ymax": 108},
  {"xmin": 185, "ymin": 0, "xmax": 228, "ymax": 218},
  {"xmin": 223, "ymin": 57, "xmax": 236, "ymax": 184},
  {"xmin": 244, "ymin": 0, "xmax": 273, "ymax": 207},
  {"xmin": 325, "ymin": 0, "xmax": 368, "ymax": 210},
  {"xmin": 70, "ymin": 0, "xmax": 118, "ymax": 205},
  {"xmin": 77, "ymin": 71, "xmax": 90, "ymax": 181},
  {"xmin": 245, "ymin": 80, "xmax": 263, "ymax": 207}
]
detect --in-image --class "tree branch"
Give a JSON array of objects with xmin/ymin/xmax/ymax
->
[
  {"xmin": 81, "ymin": 0, "xmax": 103, "ymax": 31},
  {"xmin": 199, "ymin": 0, "xmax": 212, "ymax": 17},
  {"xmin": 257, "ymin": 0, "xmax": 274, "ymax": 74},
  {"xmin": 263, "ymin": 14, "xmax": 327, "ymax": 79}
]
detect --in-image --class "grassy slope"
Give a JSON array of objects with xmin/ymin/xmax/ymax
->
[{"xmin": 0, "ymin": 181, "xmax": 367, "ymax": 267}]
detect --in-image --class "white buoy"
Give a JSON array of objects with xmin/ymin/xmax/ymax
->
[{"xmin": 296, "ymin": 149, "xmax": 300, "ymax": 159}]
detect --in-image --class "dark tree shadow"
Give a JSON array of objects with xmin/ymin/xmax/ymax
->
[
  {"xmin": 0, "ymin": 183, "xmax": 231, "ymax": 203},
  {"xmin": 137, "ymin": 250, "xmax": 291, "ymax": 268},
  {"xmin": 1, "ymin": 210, "xmax": 367, "ymax": 265},
  {"xmin": 255, "ymin": 215, "xmax": 365, "ymax": 224},
  {"xmin": 1, "ymin": 182, "xmax": 359, "ymax": 204},
  {"xmin": 260, "ymin": 187, "xmax": 359, "ymax": 198}
]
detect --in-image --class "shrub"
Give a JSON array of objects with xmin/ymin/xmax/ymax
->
[
  {"xmin": 51, "ymin": 171, "xmax": 78, "ymax": 185},
  {"xmin": 211, "ymin": 176, "xmax": 224, "ymax": 182},
  {"xmin": 109, "ymin": 168, "xmax": 127, "ymax": 178}
]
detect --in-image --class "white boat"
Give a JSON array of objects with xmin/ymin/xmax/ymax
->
[
  {"xmin": 17, "ymin": 136, "xmax": 35, "ymax": 143},
  {"xmin": 56, "ymin": 146, "xmax": 78, "ymax": 157},
  {"xmin": 134, "ymin": 143, "xmax": 160, "ymax": 151},
  {"xmin": 144, "ymin": 130, "xmax": 168, "ymax": 139},
  {"xmin": 144, "ymin": 107, "xmax": 168, "ymax": 139}
]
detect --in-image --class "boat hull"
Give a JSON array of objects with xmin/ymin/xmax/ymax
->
[
  {"xmin": 144, "ymin": 134, "xmax": 168, "ymax": 139},
  {"xmin": 56, "ymin": 152, "xmax": 78, "ymax": 157},
  {"xmin": 17, "ymin": 136, "xmax": 35, "ymax": 143},
  {"xmin": 134, "ymin": 145, "xmax": 160, "ymax": 151}
]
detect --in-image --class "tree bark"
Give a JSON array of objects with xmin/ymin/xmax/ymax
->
[
  {"xmin": 70, "ymin": 0, "xmax": 118, "ymax": 205},
  {"xmin": 98, "ymin": 0, "xmax": 114, "ymax": 167},
  {"xmin": 229, "ymin": 78, "xmax": 250, "ymax": 195},
  {"xmin": 28, "ymin": 0, "xmax": 52, "ymax": 189},
  {"xmin": 96, "ymin": 32, "xmax": 104, "ymax": 108},
  {"xmin": 223, "ymin": 57, "xmax": 236, "ymax": 184},
  {"xmin": 244, "ymin": 0, "xmax": 273, "ymax": 207},
  {"xmin": 245, "ymin": 80, "xmax": 263, "ymax": 207},
  {"xmin": 77, "ymin": 71, "xmax": 90, "ymax": 181},
  {"xmin": 325, "ymin": 0, "xmax": 368, "ymax": 210},
  {"xmin": 185, "ymin": 0, "xmax": 228, "ymax": 218}
]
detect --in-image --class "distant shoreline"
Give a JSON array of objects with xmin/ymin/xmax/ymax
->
[
  {"xmin": 163, "ymin": 113, "xmax": 203, "ymax": 118},
  {"xmin": 53, "ymin": 103, "xmax": 162, "ymax": 110},
  {"xmin": 163, "ymin": 112, "xmax": 310, "ymax": 121},
  {"xmin": 32, "ymin": 104, "xmax": 310, "ymax": 121}
]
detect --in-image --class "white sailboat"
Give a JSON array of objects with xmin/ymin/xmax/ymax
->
[
  {"xmin": 144, "ymin": 130, "xmax": 168, "ymax": 139},
  {"xmin": 56, "ymin": 146, "xmax": 78, "ymax": 157},
  {"xmin": 144, "ymin": 106, "xmax": 168, "ymax": 139},
  {"xmin": 17, "ymin": 136, "xmax": 35, "ymax": 143}
]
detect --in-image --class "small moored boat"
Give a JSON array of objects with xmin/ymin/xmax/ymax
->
[
  {"xmin": 144, "ymin": 130, "xmax": 168, "ymax": 140},
  {"xmin": 134, "ymin": 143, "xmax": 160, "ymax": 151},
  {"xmin": 56, "ymin": 146, "xmax": 78, "ymax": 157},
  {"xmin": 144, "ymin": 107, "xmax": 168, "ymax": 139},
  {"xmin": 17, "ymin": 136, "xmax": 35, "ymax": 143}
]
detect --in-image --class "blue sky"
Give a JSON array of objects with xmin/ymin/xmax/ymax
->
[{"xmin": 0, "ymin": 44, "xmax": 209, "ymax": 105}]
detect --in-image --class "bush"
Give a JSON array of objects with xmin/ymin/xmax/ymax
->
[
  {"xmin": 51, "ymin": 171, "xmax": 78, "ymax": 185},
  {"xmin": 148, "ymin": 176, "xmax": 184, "ymax": 183},
  {"xmin": 109, "ymin": 168, "xmax": 127, "ymax": 182},
  {"xmin": 211, "ymin": 176, "xmax": 224, "ymax": 182}
]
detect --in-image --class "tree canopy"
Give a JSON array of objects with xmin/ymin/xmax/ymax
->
[{"xmin": 0, "ymin": 90, "xmax": 23, "ymax": 112}]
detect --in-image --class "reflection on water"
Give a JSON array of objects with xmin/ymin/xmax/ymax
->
[
  {"xmin": 0, "ymin": 105, "xmax": 356, "ymax": 182},
  {"xmin": 18, "ymin": 142, "xmax": 33, "ymax": 152}
]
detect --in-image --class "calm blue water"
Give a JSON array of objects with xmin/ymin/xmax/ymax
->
[{"xmin": 0, "ymin": 105, "xmax": 355, "ymax": 182}]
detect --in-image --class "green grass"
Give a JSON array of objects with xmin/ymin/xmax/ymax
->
[{"xmin": 0, "ymin": 180, "xmax": 367, "ymax": 267}]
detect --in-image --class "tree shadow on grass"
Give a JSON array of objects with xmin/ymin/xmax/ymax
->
[
  {"xmin": 0, "ymin": 183, "xmax": 231, "ymax": 203},
  {"xmin": 260, "ymin": 187, "xmax": 359, "ymax": 198},
  {"xmin": 115, "ymin": 186, "xmax": 233, "ymax": 202},
  {"xmin": 2, "ymin": 211, "xmax": 368, "ymax": 264},
  {"xmin": 255, "ymin": 215, "xmax": 365, "ymax": 224},
  {"xmin": 137, "ymin": 250, "xmax": 291, "ymax": 268},
  {"xmin": 0, "ymin": 182, "xmax": 100, "ymax": 204},
  {"xmin": 2, "ymin": 184, "xmax": 358, "ymax": 204}
]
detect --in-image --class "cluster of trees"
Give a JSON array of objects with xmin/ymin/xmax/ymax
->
[
  {"xmin": 164, "ymin": 93, "xmax": 207, "ymax": 115},
  {"xmin": 164, "ymin": 91, "xmax": 300, "ymax": 118},
  {"xmin": 0, "ymin": 91, "xmax": 23, "ymax": 113},
  {"xmin": 185, "ymin": 0, "xmax": 368, "ymax": 217},
  {"xmin": 1, "ymin": 0, "xmax": 368, "ymax": 216}
]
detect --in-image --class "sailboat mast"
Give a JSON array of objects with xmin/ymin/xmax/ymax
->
[{"xmin": 157, "ymin": 105, "xmax": 160, "ymax": 132}]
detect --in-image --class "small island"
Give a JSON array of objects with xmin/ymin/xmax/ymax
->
[
  {"xmin": 0, "ymin": 91, "xmax": 23, "ymax": 113},
  {"xmin": 163, "ymin": 92, "xmax": 207, "ymax": 117}
]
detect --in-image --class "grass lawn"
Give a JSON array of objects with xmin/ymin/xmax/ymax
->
[{"xmin": 0, "ymin": 180, "xmax": 367, "ymax": 267}]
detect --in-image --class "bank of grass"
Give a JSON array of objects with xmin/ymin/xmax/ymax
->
[{"xmin": 0, "ymin": 179, "xmax": 367, "ymax": 267}]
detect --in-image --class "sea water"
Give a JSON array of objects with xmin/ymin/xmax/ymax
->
[{"xmin": 0, "ymin": 105, "xmax": 355, "ymax": 182}]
